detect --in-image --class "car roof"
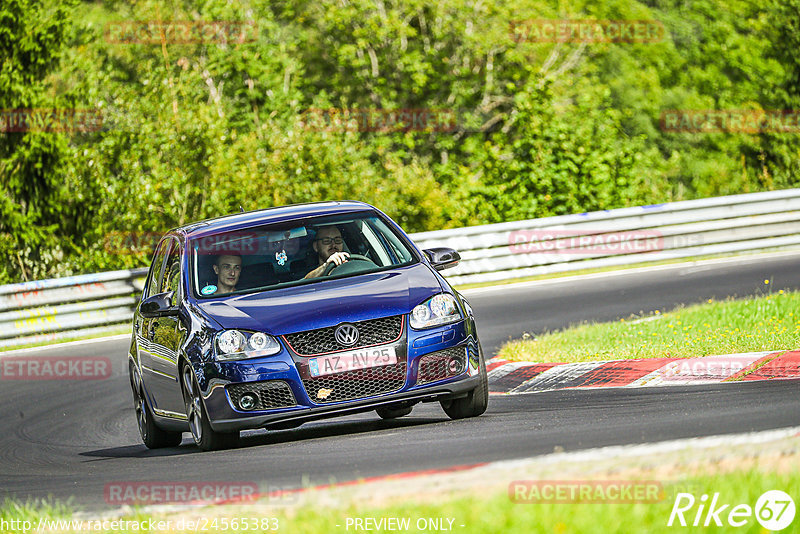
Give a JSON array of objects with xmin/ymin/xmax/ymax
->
[{"xmin": 172, "ymin": 201, "xmax": 377, "ymax": 240}]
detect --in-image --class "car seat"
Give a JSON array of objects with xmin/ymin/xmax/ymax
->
[{"xmin": 237, "ymin": 258, "xmax": 276, "ymax": 290}]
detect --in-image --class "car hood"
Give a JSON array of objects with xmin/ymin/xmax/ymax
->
[{"xmin": 196, "ymin": 263, "xmax": 444, "ymax": 335}]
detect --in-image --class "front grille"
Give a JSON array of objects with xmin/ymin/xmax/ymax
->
[
  {"xmin": 227, "ymin": 380, "xmax": 297, "ymax": 411},
  {"xmin": 284, "ymin": 315, "xmax": 403, "ymax": 356},
  {"xmin": 301, "ymin": 360, "xmax": 407, "ymax": 403},
  {"xmin": 417, "ymin": 346, "xmax": 467, "ymax": 385}
]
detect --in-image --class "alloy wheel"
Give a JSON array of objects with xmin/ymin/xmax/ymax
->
[{"xmin": 183, "ymin": 367, "xmax": 203, "ymax": 444}]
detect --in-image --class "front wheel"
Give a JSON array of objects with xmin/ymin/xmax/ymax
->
[
  {"xmin": 440, "ymin": 344, "xmax": 488, "ymax": 420},
  {"xmin": 182, "ymin": 365, "xmax": 239, "ymax": 451},
  {"xmin": 130, "ymin": 368, "xmax": 182, "ymax": 449}
]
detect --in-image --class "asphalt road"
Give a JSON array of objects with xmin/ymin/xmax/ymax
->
[{"xmin": 2, "ymin": 253, "xmax": 799, "ymax": 510}]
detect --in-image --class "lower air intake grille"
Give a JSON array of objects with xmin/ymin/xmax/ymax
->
[
  {"xmin": 302, "ymin": 361, "xmax": 407, "ymax": 404},
  {"xmin": 417, "ymin": 346, "xmax": 467, "ymax": 385},
  {"xmin": 227, "ymin": 380, "xmax": 297, "ymax": 411}
]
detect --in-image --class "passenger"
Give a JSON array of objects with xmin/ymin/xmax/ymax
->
[
  {"xmin": 212, "ymin": 254, "xmax": 242, "ymax": 294},
  {"xmin": 304, "ymin": 226, "xmax": 349, "ymax": 279}
]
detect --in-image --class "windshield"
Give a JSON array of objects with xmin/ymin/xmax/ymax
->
[{"xmin": 191, "ymin": 212, "xmax": 417, "ymax": 298}]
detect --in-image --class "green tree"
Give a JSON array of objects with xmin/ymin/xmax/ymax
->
[
  {"xmin": 757, "ymin": 0, "xmax": 800, "ymax": 189},
  {"xmin": 0, "ymin": 0, "xmax": 78, "ymax": 282},
  {"xmin": 473, "ymin": 79, "xmax": 660, "ymax": 222}
]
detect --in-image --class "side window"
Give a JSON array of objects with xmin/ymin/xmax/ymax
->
[
  {"xmin": 372, "ymin": 219, "xmax": 414, "ymax": 263},
  {"xmin": 360, "ymin": 221, "xmax": 392, "ymax": 266},
  {"xmin": 144, "ymin": 239, "xmax": 170, "ymax": 299},
  {"xmin": 160, "ymin": 240, "xmax": 182, "ymax": 296}
]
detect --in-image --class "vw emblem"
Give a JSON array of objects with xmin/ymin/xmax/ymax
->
[{"xmin": 335, "ymin": 324, "xmax": 359, "ymax": 346}]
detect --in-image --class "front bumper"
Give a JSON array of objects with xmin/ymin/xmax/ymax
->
[
  {"xmin": 209, "ymin": 372, "xmax": 481, "ymax": 432},
  {"xmin": 199, "ymin": 319, "xmax": 481, "ymax": 432}
]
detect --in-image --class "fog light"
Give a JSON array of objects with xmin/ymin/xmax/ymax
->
[
  {"xmin": 239, "ymin": 393, "xmax": 258, "ymax": 411},
  {"xmin": 448, "ymin": 357, "xmax": 464, "ymax": 375}
]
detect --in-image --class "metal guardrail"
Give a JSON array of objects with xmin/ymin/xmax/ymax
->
[
  {"xmin": 0, "ymin": 269, "xmax": 148, "ymax": 348},
  {"xmin": 412, "ymin": 189, "xmax": 800, "ymax": 285},
  {"xmin": 1, "ymin": 189, "xmax": 799, "ymax": 349}
]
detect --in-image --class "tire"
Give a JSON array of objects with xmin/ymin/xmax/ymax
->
[
  {"xmin": 130, "ymin": 367, "xmax": 183, "ymax": 449},
  {"xmin": 376, "ymin": 404, "xmax": 413, "ymax": 419},
  {"xmin": 181, "ymin": 364, "xmax": 239, "ymax": 451},
  {"xmin": 440, "ymin": 344, "xmax": 489, "ymax": 420}
]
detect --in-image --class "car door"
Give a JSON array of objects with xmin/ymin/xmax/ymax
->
[
  {"xmin": 136, "ymin": 238, "xmax": 169, "ymax": 389},
  {"xmin": 140, "ymin": 237, "xmax": 187, "ymax": 417}
]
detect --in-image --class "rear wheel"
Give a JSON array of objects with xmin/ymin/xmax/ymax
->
[
  {"xmin": 181, "ymin": 364, "xmax": 239, "ymax": 451},
  {"xmin": 130, "ymin": 367, "xmax": 182, "ymax": 449},
  {"xmin": 440, "ymin": 344, "xmax": 488, "ymax": 420}
]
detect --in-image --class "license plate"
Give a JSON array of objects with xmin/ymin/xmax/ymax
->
[{"xmin": 308, "ymin": 346, "xmax": 397, "ymax": 377}]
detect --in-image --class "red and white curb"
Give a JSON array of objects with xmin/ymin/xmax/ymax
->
[{"xmin": 487, "ymin": 349, "xmax": 800, "ymax": 394}]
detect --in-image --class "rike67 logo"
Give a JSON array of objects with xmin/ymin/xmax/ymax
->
[{"xmin": 668, "ymin": 490, "xmax": 795, "ymax": 530}]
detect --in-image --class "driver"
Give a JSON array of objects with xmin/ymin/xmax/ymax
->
[
  {"xmin": 212, "ymin": 254, "xmax": 242, "ymax": 294},
  {"xmin": 304, "ymin": 226, "xmax": 349, "ymax": 279}
]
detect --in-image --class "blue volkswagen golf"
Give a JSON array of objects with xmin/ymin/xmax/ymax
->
[{"xmin": 128, "ymin": 201, "xmax": 488, "ymax": 450}]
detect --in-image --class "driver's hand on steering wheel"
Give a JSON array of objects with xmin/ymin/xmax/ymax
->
[
  {"xmin": 303, "ymin": 252, "xmax": 352, "ymax": 279},
  {"xmin": 326, "ymin": 251, "xmax": 350, "ymax": 267}
]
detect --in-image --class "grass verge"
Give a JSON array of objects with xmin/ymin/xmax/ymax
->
[
  {"xmin": 2, "ymin": 463, "xmax": 798, "ymax": 533},
  {"xmin": 499, "ymin": 288, "xmax": 800, "ymax": 364},
  {"xmin": 250, "ymin": 468, "xmax": 795, "ymax": 534}
]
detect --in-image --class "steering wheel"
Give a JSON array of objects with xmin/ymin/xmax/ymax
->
[{"xmin": 322, "ymin": 254, "xmax": 376, "ymax": 276}]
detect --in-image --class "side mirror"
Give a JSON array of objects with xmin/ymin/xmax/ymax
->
[
  {"xmin": 139, "ymin": 291, "xmax": 178, "ymax": 318},
  {"xmin": 423, "ymin": 247, "xmax": 461, "ymax": 271}
]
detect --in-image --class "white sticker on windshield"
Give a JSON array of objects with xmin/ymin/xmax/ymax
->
[{"xmin": 201, "ymin": 285, "xmax": 217, "ymax": 295}]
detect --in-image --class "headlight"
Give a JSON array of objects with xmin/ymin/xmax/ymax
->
[
  {"xmin": 218, "ymin": 330, "xmax": 246, "ymax": 354},
  {"xmin": 410, "ymin": 294, "xmax": 462, "ymax": 329},
  {"xmin": 215, "ymin": 330, "xmax": 281, "ymax": 361}
]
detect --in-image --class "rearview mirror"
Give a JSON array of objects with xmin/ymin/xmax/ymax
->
[
  {"xmin": 423, "ymin": 247, "xmax": 461, "ymax": 271},
  {"xmin": 139, "ymin": 291, "xmax": 178, "ymax": 318}
]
